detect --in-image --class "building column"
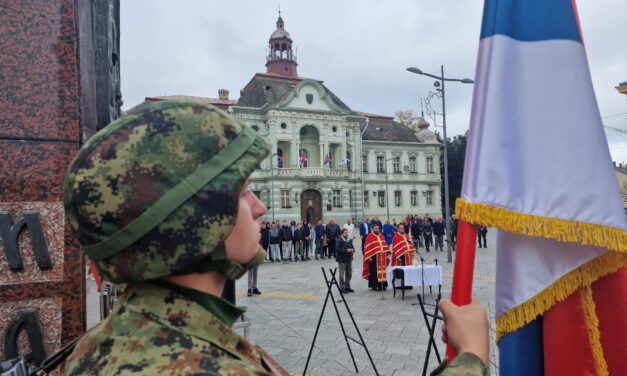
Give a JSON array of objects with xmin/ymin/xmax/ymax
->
[
  {"xmin": 340, "ymin": 128, "xmax": 347, "ymax": 165},
  {"xmin": 326, "ymin": 142, "xmax": 331, "ymax": 167},
  {"xmin": 319, "ymin": 143, "xmax": 324, "ymax": 166},
  {"xmin": 296, "ymin": 141, "xmax": 300, "ymax": 165},
  {"xmin": 350, "ymin": 145, "xmax": 355, "ymax": 172},
  {"xmin": 290, "ymin": 126, "xmax": 297, "ymax": 168}
]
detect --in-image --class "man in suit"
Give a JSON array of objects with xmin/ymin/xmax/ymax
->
[{"xmin": 359, "ymin": 217, "xmax": 371, "ymax": 255}]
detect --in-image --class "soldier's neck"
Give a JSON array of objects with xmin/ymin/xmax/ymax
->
[{"xmin": 163, "ymin": 272, "xmax": 227, "ymax": 297}]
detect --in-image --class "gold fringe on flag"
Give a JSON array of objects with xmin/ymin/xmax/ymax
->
[
  {"xmin": 495, "ymin": 252, "xmax": 627, "ymax": 341},
  {"xmin": 581, "ymin": 285, "xmax": 609, "ymax": 376},
  {"xmin": 455, "ymin": 198, "xmax": 627, "ymax": 253}
]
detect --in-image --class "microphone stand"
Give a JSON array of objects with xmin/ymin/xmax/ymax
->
[
  {"xmin": 412, "ymin": 256, "xmax": 427, "ymax": 305},
  {"xmin": 421, "ymin": 257, "xmax": 426, "ymax": 300}
]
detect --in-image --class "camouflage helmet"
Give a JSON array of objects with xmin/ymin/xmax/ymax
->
[{"xmin": 63, "ymin": 100, "xmax": 270, "ymax": 282}]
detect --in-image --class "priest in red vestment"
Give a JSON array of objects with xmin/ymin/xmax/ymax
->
[
  {"xmin": 362, "ymin": 224, "xmax": 389, "ymax": 290},
  {"xmin": 391, "ymin": 224, "xmax": 416, "ymax": 266}
]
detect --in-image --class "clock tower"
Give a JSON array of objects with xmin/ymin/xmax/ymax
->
[{"xmin": 266, "ymin": 12, "xmax": 298, "ymax": 77}]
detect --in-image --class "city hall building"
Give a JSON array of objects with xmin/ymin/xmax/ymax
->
[{"xmin": 142, "ymin": 15, "xmax": 442, "ymax": 224}]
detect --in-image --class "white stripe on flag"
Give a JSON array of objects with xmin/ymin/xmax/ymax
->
[
  {"xmin": 463, "ymin": 35, "xmax": 626, "ymax": 231},
  {"xmin": 495, "ymin": 231, "xmax": 606, "ymax": 317}
]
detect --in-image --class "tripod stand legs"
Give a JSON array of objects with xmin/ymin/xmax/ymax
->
[{"xmin": 303, "ymin": 268, "xmax": 380, "ymax": 376}]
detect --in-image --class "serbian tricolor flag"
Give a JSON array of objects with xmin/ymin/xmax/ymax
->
[{"xmin": 455, "ymin": 0, "xmax": 627, "ymax": 374}]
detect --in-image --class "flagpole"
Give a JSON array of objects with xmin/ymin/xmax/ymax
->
[{"xmin": 446, "ymin": 219, "xmax": 477, "ymax": 361}]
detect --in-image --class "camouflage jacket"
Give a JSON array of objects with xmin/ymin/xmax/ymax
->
[
  {"xmin": 64, "ymin": 283, "xmax": 279, "ymax": 375},
  {"xmin": 431, "ymin": 353, "xmax": 488, "ymax": 376}
]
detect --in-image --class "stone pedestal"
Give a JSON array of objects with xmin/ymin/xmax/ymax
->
[{"xmin": 0, "ymin": 0, "xmax": 118, "ymax": 369}]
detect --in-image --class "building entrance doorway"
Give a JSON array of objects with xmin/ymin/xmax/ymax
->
[{"xmin": 301, "ymin": 189, "xmax": 322, "ymax": 224}]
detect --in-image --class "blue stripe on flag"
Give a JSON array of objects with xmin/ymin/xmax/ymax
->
[
  {"xmin": 480, "ymin": 0, "xmax": 581, "ymax": 42},
  {"xmin": 499, "ymin": 317, "xmax": 544, "ymax": 376}
]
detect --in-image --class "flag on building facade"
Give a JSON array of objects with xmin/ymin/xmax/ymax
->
[
  {"xmin": 457, "ymin": 0, "xmax": 627, "ymax": 374},
  {"xmin": 299, "ymin": 151, "xmax": 308, "ymax": 168},
  {"xmin": 278, "ymin": 153, "xmax": 284, "ymax": 168}
]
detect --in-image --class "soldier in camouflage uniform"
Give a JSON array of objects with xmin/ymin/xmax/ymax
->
[{"xmin": 62, "ymin": 100, "xmax": 283, "ymax": 375}]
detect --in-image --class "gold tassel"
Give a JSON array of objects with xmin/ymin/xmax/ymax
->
[
  {"xmin": 496, "ymin": 252, "xmax": 627, "ymax": 341},
  {"xmin": 581, "ymin": 286, "xmax": 609, "ymax": 376},
  {"xmin": 455, "ymin": 198, "xmax": 627, "ymax": 253}
]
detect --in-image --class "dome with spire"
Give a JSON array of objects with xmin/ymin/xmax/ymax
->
[
  {"xmin": 266, "ymin": 12, "xmax": 298, "ymax": 77},
  {"xmin": 270, "ymin": 15, "xmax": 291, "ymax": 40}
]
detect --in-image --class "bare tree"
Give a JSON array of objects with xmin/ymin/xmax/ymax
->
[{"xmin": 395, "ymin": 109, "xmax": 420, "ymax": 128}]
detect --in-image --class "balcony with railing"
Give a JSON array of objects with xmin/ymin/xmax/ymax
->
[
  {"xmin": 277, "ymin": 167, "xmax": 349, "ymax": 179},
  {"xmin": 250, "ymin": 167, "xmax": 350, "ymax": 180}
]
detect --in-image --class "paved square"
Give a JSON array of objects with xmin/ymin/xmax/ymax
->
[
  {"xmin": 235, "ymin": 230, "xmax": 498, "ymax": 376},
  {"xmin": 86, "ymin": 230, "xmax": 498, "ymax": 375}
]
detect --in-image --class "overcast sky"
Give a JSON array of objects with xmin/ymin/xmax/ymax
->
[{"xmin": 121, "ymin": 0, "xmax": 627, "ymax": 163}]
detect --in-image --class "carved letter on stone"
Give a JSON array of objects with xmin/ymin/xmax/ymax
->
[
  {"xmin": 0, "ymin": 213, "xmax": 52, "ymax": 271},
  {"xmin": 3, "ymin": 310, "xmax": 47, "ymax": 366}
]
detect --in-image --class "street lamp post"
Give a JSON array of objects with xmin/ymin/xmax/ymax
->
[
  {"xmin": 384, "ymin": 157, "xmax": 395, "ymax": 222},
  {"xmin": 407, "ymin": 65, "xmax": 473, "ymax": 263},
  {"xmin": 270, "ymin": 152, "xmax": 277, "ymax": 222},
  {"xmin": 360, "ymin": 117, "xmax": 370, "ymax": 221}
]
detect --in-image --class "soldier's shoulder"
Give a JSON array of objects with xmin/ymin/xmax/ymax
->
[
  {"xmin": 64, "ymin": 297, "xmax": 273, "ymax": 375},
  {"xmin": 63, "ymin": 316, "xmax": 268, "ymax": 375}
]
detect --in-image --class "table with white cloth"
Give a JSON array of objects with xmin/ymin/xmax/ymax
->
[{"xmin": 386, "ymin": 265, "xmax": 442, "ymax": 287}]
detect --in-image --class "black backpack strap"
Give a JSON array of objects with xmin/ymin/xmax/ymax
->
[{"xmin": 30, "ymin": 333, "xmax": 83, "ymax": 375}]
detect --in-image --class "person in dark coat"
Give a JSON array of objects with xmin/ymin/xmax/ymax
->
[
  {"xmin": 370, "ymin": 216, "xmax": 383, "ymax": 231},
  {"xmin": 300, "ymin": 222, "xmax": 311, "ymax": 261},
  {"xmin": 260, "ymin": 221, "xmax": 270, "ymax": 260},
  {"xmin": 268, "ymin": 222, "xmax": 281, "ymax": 262},
  {"xmin": 478, "ymin": 226, "xmax": 488, "ymax": 248},
  {"xmin": 423, "ymin": 216, "xmax": 433, "ymax": 252},
  {"xmin": 314, "ymin": 220, "xmax": 325, "ymax": 260},
  {"xmin": 279, "ymin": 220, "xmax": 293, "ymax": 261},
  {"xmin": 433, "ymin": 216, "xmax": 446, "ymax": 252},
  {"xmin": 410, "ymin": 217, "xmax": 422, "ymax": 249},
  {"xmin": 293, "ymin": 222, "xmax": 303, "ymax": 262},
  {"xmin": 336, "ymin": 229, "xmax": 355, "ymax": 293},
  {"xmin": 450, "ymin": 215, "xmax": 459, "ymax": 247},
  {"xmin": 325, "ymin": 218, "xmax": 340, "ymax": 259}
]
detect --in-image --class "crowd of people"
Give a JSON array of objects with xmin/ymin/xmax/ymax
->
[{"xmin": 248, "ymin": 214, "xmax": 490, "ymax": 296}]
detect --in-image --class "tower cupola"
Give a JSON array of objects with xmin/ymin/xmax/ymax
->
[{"xmin": 266, "ymin": 12, "xmax": 298, "ymax": 77}]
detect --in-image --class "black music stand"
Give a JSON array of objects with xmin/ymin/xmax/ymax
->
[
  {"xmin": 418, "ymin": 292, "xmax": 443, "ymax": 376},
  {"xmin": 303, "ymin": 268, "xmax": 379, "ymax": 375}
]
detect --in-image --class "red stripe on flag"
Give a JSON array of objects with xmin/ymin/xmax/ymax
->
[
  {"xmin": 591, "ymin": 267, "xmax": 627, "ymax": 375},
  {"xmin": 543, "ymin": 288, "xmax": 598, "ymax": 376}
]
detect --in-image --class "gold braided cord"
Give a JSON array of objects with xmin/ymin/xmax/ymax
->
[{"xmin": 455, "ymin": 198, "xmax": 626, "ymax": 253}]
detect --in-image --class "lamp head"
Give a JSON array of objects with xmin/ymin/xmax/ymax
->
[
  {"xmin": 406, "ymin": 67, "xmax": 423, "ymax": 75},
  {"xmin": 461, "ymin": 78, "xmax": 474, "ymax": 84}
]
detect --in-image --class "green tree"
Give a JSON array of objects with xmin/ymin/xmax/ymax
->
[{"xmin": 439, "ymin": 132, "xmax": 468, "ymax": 216}]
